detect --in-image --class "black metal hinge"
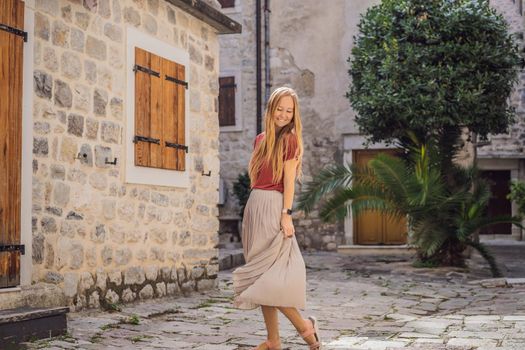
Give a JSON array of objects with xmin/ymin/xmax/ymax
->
[
  {"xmin": 0, "ymin": 23, "xmax": 27, "ymax": 42},
  {"xmin": 133, "ymin": 135, "xmax": 160, "ymax": 144},
  {"xmin": 165, "ymin": 75, "xmax": 189, "ymax": 89},
  {"xmin": 165, "ymin": 141, "xmax": 189, "ymax": 153},
  {"xmin": 0, "ymin": 244, "xmax": 25, "ymax": 255},
  {"xmin": 133, "ymin": 64, "xmax": 160, "ymax": 77}
]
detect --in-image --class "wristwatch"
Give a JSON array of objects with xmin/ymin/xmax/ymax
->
[{"xmin": 281, "ymin": 208, "xmax": 293, "ymax": 215}]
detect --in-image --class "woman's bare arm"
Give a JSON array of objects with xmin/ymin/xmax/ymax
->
[{"xmin": 281, "ymin": 158, "xmax": 299, "ymax": 237}]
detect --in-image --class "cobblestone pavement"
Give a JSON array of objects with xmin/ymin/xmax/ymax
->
[{"xmin": 25, "ymin": 248, "xmax": 525, "ymax": 350}]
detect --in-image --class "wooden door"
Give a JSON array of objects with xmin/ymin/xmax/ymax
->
[
  {"xmin": 480, "ymin": 170, "xmax": 512, "ymax": 235},
  {"xmin": 353, "ymin": 150, "xmax": 407, "ymax": 245},
  {"xmin": 0, "ymin": 0, "xmax": 25, "ymax": 288}
]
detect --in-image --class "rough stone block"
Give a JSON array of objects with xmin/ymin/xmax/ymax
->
[
  {"xmin": 35, "ymin": 13, "xmax": 50, "ymax": 41},
  {"xmin": 33, "ymin": 137, "xmax": 49, "ymax": 156},
  {"xmin": 108, "ymin": 270, "xmax": 122, "ymax": 285},
  {"xmin": 67, "ymin": 114, "xmax": 84, "ymax": 137},
  {"xmin": 34, "ymin": 71, "xmax": 52, "ymax": 99},
  {"xmin": 125, "ymin": 266, "xmax": 145, "ymax": 285},
  {"xmin": 100, "ymin": 121, "xmax": 119, "ymax": 143},
  {"xmin": 54, "ymin": 80, "xmax": 72, "ymax": 108},
  {"xmin": 123, "ymin": 7, "xmax": 141, "ymax": 26},
  {"xmin": 89, "ymin": 172, "xmax": 108, "ymax": 190},
  {"xmin": 105, "ymin": 289, "xmax": 119, "ymax": 304},
  {"xmin": 101, "ymin": 246, "xmax": 113, "ymax": 266},
  {"xmin": 115, "ymin": 248, "xmax": 132, "ymax": 266},
  {"xmin": 103, "ymin": 23, "xmax": 122, "ymax": 42},
  {"xmin": 53, "ymin": 182, "xmax": 70, "ymax": 207},
  {"xmin": 122, "ymin": 288, "xmax": 135, "ymax": 303},
  {"xmin": 71, "ymin": 28, "xmax": 85, "ymax": 52},
  {"xmin": 61, "ymin": 52, "xmax": 82, "ymax": 79},
  {"xmin": 52, "ymin": 20, "xmax": 70, "ymax": 47},
  {"xmin": 64, "ymin": 272, "xmax": 79, "ymax": 298},
  {"xmin": 167, "ymin": 282, "xmax": 179, "ymax": 295},
  {"xmin": 155, "ymin": 282, "xmax": 166, "ymax": 297},
  {"xmin": 86, "ymin": 36, "xmax": 107, "ymax": 61},
  {"xmin": 197, "ymin": 279, "xmax": 216, "ymax": 291},
  {"xmin": 139, "ymin": 284, "xmax": 154, "ymax": 299}
]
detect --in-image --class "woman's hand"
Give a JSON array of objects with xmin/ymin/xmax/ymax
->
[{"xmin": 280, "ymin": 213, "xmax": 294, "ymax": 238}]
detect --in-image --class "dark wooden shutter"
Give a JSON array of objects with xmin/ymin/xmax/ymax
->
[
  {"xmin": 218, "ymin": 76, "xmax": 236, "ymax": 126},
  {"xmin": 0, "ymin": 0, "xmax": 25, "ymax": 288},
  {"xmin": 218, "ymin": 0, "xmax": 235, "ymax": 8},
  {"xmin": 134, "ymin": 48, "xmax": 186, "ymax": 171}
]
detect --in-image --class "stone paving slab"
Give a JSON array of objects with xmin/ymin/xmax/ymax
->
[{"xmin": 22, "ymin": 252, "xmax": 525, "ymax": 349}]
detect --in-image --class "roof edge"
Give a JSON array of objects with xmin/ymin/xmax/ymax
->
[{"xmin": 164, "ymin": 0, "xmax": 242, "ymax": 34}]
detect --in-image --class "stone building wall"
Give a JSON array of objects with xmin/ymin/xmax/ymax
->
[
  {"xmin": 481, "ymin": 0, "xmax": 525, "ymax": 156},
  {"xmin": 218, "ymin": 0, "xmax": 525, "ymax": 249},
  {"xmin": 217, "ymin": 0, "xmax": 258, "ymax": 224},
  {"xmin": 12, "ymin": 0, "xmax": 223, "ymax": 311},
  {"xmin": 218, "ymin": 0, "xmax": 377, "ymax": 250}
]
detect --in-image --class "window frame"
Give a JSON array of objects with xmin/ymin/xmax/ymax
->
[
  {"xmin": 218, "ymin": 0, "xmax": 241, "ymax": 15},
  {"xmin": 219, "ymin": 69, "xmax": 242, "ymax": 132},
  {"xmin": 218, "ymin": 0, "xmax": 236, "ymax": 9},
  {"xmin": 125, "ymin": 26, "xmax": 190, "ymax": 188}
]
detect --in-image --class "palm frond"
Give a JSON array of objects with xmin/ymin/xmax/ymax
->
[
  {"xmin": 460, "ymin": 215, "xmax": 523, "ymax": 240},
  {"xmin": 411, "ymin": 219, "xmax": 450, "ymax": 257},
  {"xmin": 466, "ymin": 240, "xmax": 502, "ymax": 277},
  {"xmin": 369, "ymin": 153, "xmax": 412, "ymax": 201},
  {"xmin": 297, "ymin": 164, "xmax": 353, "ymax": 214},
  {"xmin": 317, "ymin": 187, "xmax": 355, "ymax": 222}
]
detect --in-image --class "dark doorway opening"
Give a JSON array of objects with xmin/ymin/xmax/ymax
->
[{"xmin": 480, "ymin": 170, "xmax": 512, "ymax": 235}]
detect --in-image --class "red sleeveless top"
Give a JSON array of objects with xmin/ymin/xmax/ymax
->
[{"xmin": 251, "ymin": 132, "xmax": 299, "ymax": 193}]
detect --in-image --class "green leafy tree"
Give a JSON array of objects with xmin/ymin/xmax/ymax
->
[
  {"xmin": 348, "ymin": 0, "xmax": 520, "ymax": 162},
  {"xmin": 508, "ymin": 181, "xmax": 525, "ymax": 217},
  {"xmin": 305, "ymin": 0, "xmax": 523, "ymax": 269},
  {"xmin": 233, "ymin": 172, "xmax": 251, "ymax": 217}
]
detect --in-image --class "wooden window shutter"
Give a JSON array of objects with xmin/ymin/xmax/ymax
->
[
  {"xmin": 0, "ymin": 0, "xmax": 25, "ymax": 288},
  {"xmin": 218, "ymin": 76, "xmax": 236, "ymax": 127},
  {"xmin": 134, "ymin": 48, "xmax": 187, "ymax": 171},
  {"xmin": 218, "ymin": 0, "xmax": 235, "ymax": 8}
]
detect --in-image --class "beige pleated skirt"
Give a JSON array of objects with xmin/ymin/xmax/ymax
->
[{"xmin": 233, "ymin": 189, "xmax": 306, "ymax": 310}]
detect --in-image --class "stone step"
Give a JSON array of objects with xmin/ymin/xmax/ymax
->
[
  {"xmin": 219, "ymin": 248, "xmax": 245, "ymax": 271},
  {"xmin": 338, "ymin": 244, "xmax": 416, "ymax": 256},
  {"xmin": 0, "ymin": 306, "xmax": 69, "ymax": 349}
]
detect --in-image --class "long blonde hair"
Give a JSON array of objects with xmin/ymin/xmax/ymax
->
[{"xmin": 248, "ymin": 87, "xmax": 304, "ymax": 187}]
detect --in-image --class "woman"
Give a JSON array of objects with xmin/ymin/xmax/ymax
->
[{"xmin": 233, "ymin": 87, "xmax": 321, "ymax": 350}]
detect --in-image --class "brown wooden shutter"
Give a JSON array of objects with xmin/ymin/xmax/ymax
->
[
  {"xmin": 218, "ymin": 0, "xmax": 235, "ymax": 8},
  {"xmin": 162, "ymin": 56, "xmax": 178, "ymax": 170},
  {"xmin": 134, "ymin": 48, "xmax": 152, "ymax": 167},
  {"xmin": 134, "ymin": 48, "xmax": 186, "ymax": 171},
  {"xmin": 0, "ymin": 0, "xmax": 25, "ymax": 288},
  {"xmin": 175, "ymin": 63, "xmax": 186, "ymax": 171},
  {"xmin": 218, "ymin": 76, "xmax": 236, "ymax": 127}
]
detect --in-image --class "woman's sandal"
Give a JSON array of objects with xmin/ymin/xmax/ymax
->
[
  {"xmin": 250, "ymin": 339, "xmax": 282, "ymax": 350},
  {"xmin": 300, "ymin": 316, "xmax": 322, "ymax": 350}
]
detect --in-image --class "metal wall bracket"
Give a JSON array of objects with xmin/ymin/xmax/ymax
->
[
  {"xmin": 105, "ymin": 157, "xmax": 118, "ymax": 165},
  {"xmin": 0, "ymin": 244, "xmax": 25, "ymax": 255},
  {"xmin": 133, "ymin": 64, "xmax": 160, "ymax": 77},
  {"xmin": 0, "ymin": 23, "xmax": 27, "ymax": 42},
  {"xmin": 165, "ymin": 75, "xmax": 189, "ymax": 89}
]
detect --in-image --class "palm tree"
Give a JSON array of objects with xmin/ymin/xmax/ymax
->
[{"xmin": 297, "ymin": 141, "xmax": 521, "ymax": 277}]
